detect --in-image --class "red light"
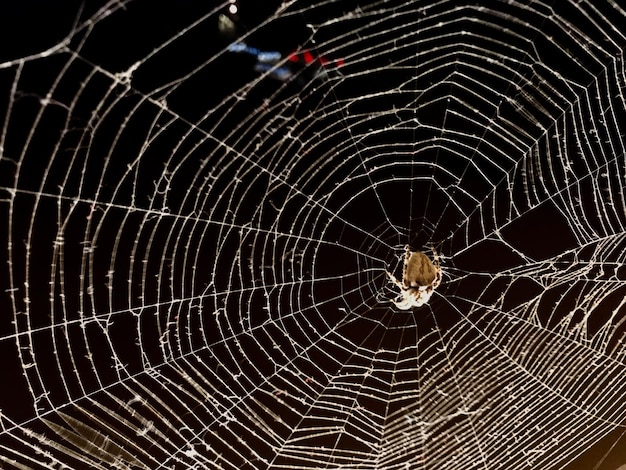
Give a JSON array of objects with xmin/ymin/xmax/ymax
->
[{"xmin": 303, "ymin": 51, "xmax": 314, "ymax": 64}]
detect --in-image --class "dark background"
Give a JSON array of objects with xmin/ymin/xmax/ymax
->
[{"xmin": 1, "ymin": 1, "xmax": 625, "ymax": 469}]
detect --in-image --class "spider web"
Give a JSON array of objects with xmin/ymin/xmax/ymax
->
[{"xmin": 1, "ymin": 0, "xmax": 626, "ymax": 468}]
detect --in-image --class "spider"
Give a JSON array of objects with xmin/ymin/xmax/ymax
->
[{"xmin": 386, "ymin": 246, "xmax": 442, "ymax": 310}]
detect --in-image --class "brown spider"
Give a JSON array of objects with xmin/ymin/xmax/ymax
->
[{"xmin": 386, "ymin": 246, "xmax": 442, "ymax": 309}]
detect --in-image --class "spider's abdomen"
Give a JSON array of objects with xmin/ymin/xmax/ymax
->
[{"xmin": 405, "ymin": 251, "xmax": 437, "ymax": 287}]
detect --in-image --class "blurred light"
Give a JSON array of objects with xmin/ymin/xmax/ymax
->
[
  {"xmin": 218, "ymin": 13, "xmax": 237, "ymax": 37},
  {"xmin": 229, "ymin": 4, "xmax": 238, "ymax": 14}
]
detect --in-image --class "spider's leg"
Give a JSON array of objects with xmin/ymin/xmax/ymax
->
[
  {"xmin": 431, "ymin": 245, "xmax": 440, "ymax": 266},
  {"xmin": 402, "ymin": 247, "xmax": 411, "ymax": 287},
  {"xmin": 386, "ymin": 270, "xmax": 404, "ymax": 290},
  {"xmin": 433, "ymin": 269, "xmax": 442, "ymax": 287}
]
